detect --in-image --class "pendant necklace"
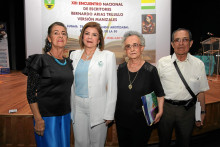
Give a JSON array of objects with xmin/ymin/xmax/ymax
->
[
  {"xmin": 49, "ymin": 52, "xmax": 66, "ymax": 66},
  {"xmin": 127, "ymin": 69, "xmax": 139, "ymax": 90},
  {"xmin": 84, "ymin": 52, "xmax": 93, "ymax": 60}
]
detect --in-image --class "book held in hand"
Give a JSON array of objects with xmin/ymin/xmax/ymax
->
[{"xmin": 141, "ymin": 91, "xmax": 158, "ymax": 126}]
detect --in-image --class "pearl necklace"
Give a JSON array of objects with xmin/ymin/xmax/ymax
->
[{"xmin": 49, "ymin": 52, "xmax": 66, "ymax": 66}]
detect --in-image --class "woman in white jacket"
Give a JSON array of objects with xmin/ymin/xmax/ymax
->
[{"xmin": 70, "ymin": 22, "xmax": 117, "ymax": 147}]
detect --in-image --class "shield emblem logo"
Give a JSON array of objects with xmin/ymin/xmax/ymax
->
[{"xmin": 44, "ymin": 0, "xmax": 55, "ymax": 10}]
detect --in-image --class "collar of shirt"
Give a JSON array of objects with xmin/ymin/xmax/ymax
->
[{"xmin": 171, "ymin": 53, "xmax": 192, "ymax": 63}]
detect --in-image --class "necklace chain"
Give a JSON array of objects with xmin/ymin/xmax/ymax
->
[
  {"xmin": 49, "ymin": 52, "xmax": 66, "ymax": 66},
  {"xmin": 84, "ymin": 52, "xmax": 93, "ymax": 60},
  {"xmin": 85, "ymin": 54, "xmax": 92, "ymax": 60},
  {"xmin": 127, "ymin": 69, "xmax": 139, "ymax": 90}
]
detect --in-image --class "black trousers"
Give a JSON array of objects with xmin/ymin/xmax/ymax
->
[
  {"xmin": 116, "ymin": 120, "xmax": 153, "ymax": 147},
  {"xmin": 158, "ymin": 101, "xmax": 195, "ymax": 147}
]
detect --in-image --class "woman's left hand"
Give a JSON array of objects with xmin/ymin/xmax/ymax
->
[
  {"xmin": 105, "ymin": 120, "xmax": 113, "ymax": 126},
  {"xmin": 154, "ymin": 97, "xmax": 164, "ymax": 124},
  {"xmin": 154, "ymin": 112, "xmax": 163, "ymax": 124}
]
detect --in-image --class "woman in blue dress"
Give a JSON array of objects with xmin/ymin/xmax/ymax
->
[{"xmin": 23, "ymin": 22, "xmax": 74, "ymax": 147}]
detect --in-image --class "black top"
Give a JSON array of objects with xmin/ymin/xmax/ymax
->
[
  {"xmin": 23, "ymin": 54, "xmax": 74, "ymax": 117},
  {"xmin": 115, "ymin": 61, "xmax": 165, "ymax": 126}
]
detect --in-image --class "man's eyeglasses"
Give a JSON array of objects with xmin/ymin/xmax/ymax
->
[
  {"xmin": 173, "ymin": 38, "xmax": 190, "ymax": 44},
  {"xmin": 125, "ymin": 43, "xmax": 142, "ymax": 50}
]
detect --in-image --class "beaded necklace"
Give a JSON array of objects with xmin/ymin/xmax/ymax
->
[{"xmin": 49, "ymin": 52, "xmax": 67, "ymax": 66}]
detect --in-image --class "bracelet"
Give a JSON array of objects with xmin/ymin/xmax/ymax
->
[{"xmin": 201, "ymin": 110, "xmax": 206, "ymax": 114}]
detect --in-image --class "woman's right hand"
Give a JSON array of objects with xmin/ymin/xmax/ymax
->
[
  {"xmin": 29, "ymin": 103, "xmax": 45, "ymax": 136},
  {"xmin": 34, "ymin": 118, "xmax": 45, "ymax": 136}
]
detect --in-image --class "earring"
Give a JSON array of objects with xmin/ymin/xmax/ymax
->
[
  {"xmin": 45, "ymin": 41, "xmax": 52, "ymax": 52},
  {"xmin": 125, "ymin": 56, "xmax": 129, "ymax": 63},
  {"xmin": 47, "ymin": 42, "xmax": 52, "ymax": 49}
]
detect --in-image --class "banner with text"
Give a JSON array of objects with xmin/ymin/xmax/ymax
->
[
  {"xmin": 0, "ymin": 22, "xmax": 10, "ymax": 74},
  {"xmin": 42, "ymin": 0, "xmax": 157, "ymax": 64}
]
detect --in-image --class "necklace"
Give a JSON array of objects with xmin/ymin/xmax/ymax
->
[
  {"xmin": 127, "ymin": 69, "xmax": 139, "ymax": 90},
  {"xmin": 49, "ymin": 52, "xmax": 66, "ymax": 66},
  {"xmin": 84, "ymin": 52, "xmax": 93, "ymax": 60},
  {"xmin": 84, "ymin": 50, "xmax": 95, "ymax": 61}
]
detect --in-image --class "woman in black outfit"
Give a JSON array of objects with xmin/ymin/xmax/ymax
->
[
  {"xmin": 23, "ymin": 22, "xmax": 73, "ymax": 147},
  {"xmin": 115, "ymin": 31, "xmax": 165, "ymax": 147}
]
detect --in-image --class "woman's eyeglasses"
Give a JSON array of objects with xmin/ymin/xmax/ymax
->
[{"xmin": 125, "ymin": 43, "xmax": 142, "ymax": 50}]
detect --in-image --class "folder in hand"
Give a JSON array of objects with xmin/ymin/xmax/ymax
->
[{"xmin": 141, "ymin": 91, "xmax": 158, "ymax": 126}]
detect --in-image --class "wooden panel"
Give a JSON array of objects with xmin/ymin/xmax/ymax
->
[
  {"xmin": 1, "ymin": 71, "xmax": 220, "ymax": 146},
  {"xmin": 0, "ymin": 71, "xmax": 32, "ymax": 115},
  {"xmin": 0, "ymin": 116, "xmax": 36, "ymax": 147},
  {"xmin": 0, "ymin": 116, "xmax": 119, "ymax": 147},
  {"xmin": 1, "ymin": 102, "xmax": 220, "ymax": 147},
  {"xmin": 193, "ymin": 102, "xmax": 220, "ymax": 135}
]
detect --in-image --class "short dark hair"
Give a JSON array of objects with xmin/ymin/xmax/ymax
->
[{"xmin": 172, "ymin": 28, "xmax": 192, "ymax": 42}]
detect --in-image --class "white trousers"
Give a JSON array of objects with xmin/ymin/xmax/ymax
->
[{"xmin": 73, "ymin": 95, "xmax": 108, "ymax": 147}]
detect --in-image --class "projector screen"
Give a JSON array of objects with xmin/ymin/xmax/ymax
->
[{"xmin": 24, "ymin": 0, "xmax": 171, "ymax": 64}]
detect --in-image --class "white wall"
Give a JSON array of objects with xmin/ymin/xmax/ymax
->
[
  {"xmin": 24, "ymin": 0, "xmax": 42, "ymax": 56},
  {"xmin": 156, "ymin": 0, "xmax": 171, "ymax": 63}
]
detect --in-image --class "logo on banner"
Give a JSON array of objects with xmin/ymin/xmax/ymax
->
[{"xmin": 44, "ymin": 0, "xmax": 55, "ymax": 10}]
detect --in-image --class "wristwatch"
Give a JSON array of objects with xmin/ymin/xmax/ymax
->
[{"xmin": 201, "ymin": 110, "xmax": 206, "ymax": 114}]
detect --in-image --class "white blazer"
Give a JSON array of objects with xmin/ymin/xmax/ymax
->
[{"xmin": 70, "ymin": 48, "xmax": 117, "ymax": 127}]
